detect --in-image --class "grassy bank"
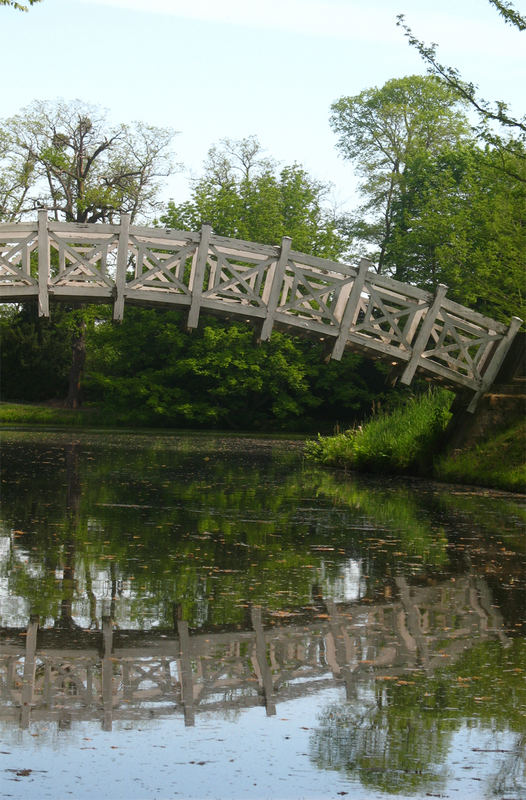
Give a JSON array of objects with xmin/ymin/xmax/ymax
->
[
  {"xmin": 0, "ymin": 402, "xmax": 101, "ymax": 427},
  {"xmin": 305, "ymin": 389, "xmax": 526, "ymax": 493}
]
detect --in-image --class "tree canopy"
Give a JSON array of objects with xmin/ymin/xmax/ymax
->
[
  {"xmin": 330, "ymin": 75, "xmax": 469, "ymax": 271},
  {"xmin": 161, "ymin": 136, "xmax": 347, "ymax": 260},
  {"xmin": 0, "ymin": 99, "xmax": 176, "ymax": 223},
  {"xmin": 396, "ymin": 2, "xmax": 526, "ymax": 163}
]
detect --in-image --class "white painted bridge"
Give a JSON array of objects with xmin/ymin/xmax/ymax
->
[{"xmin": 0, "ymin": 212, "xmax": 521, "ymax": 411}]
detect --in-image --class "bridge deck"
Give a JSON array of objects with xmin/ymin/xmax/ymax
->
[{"xmin": 0, "ymin": 214, "xmax": 521, "ymax": 411}]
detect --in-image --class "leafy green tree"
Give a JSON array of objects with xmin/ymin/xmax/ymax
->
[
  {"xmin": 161, "ymin": 136, "xmax": 348, "ymax": 260},
  {"xmin": 0, "ymin": 99, "xmax": 176, "ymax": 223},
  {"xmin": 0, "ymin": 99, "xmax": 177, "ymax": 407},
  {"xmin": 0, "ymin": 303, "xmax": 72, "ymax": 401},
  {"xmin": 384, "ymin": 143, "xmax": 526, "ymax": 322},
  {"xmin": 84, "ymin": 307, "xmax": 387, "ymax": 430},
  {"xmin": 329, "ymin": 76, "xmax": 470, "ymax": 271}
]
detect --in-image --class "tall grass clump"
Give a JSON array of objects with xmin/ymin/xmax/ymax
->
[{"xmin": 305, "ymin": 389, "xmax": 454, "ymax": 474}]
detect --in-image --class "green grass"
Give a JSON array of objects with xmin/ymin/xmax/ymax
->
[
  {"xmin": 0, "ymin": 401, "xmax": 100, "ymax": 427},
  {"xmin": 305, "ymin": 389, "xmax": 454, "ymax": 474},
  {"xmin": 434, "ymin": 418, "xmax": 526, "ymax": 492},
  {"xmin": 306, "ymin": 388, "xmax": 526, "ymax": 493}
]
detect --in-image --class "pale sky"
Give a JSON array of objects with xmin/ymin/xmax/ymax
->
[{"xmin": 2, "ymin": 0, "xmax": 525, "ymax": 213}]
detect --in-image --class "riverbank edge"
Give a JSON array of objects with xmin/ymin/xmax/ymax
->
[
  {"xmin": 304, "ymin": 390, "xmax": 526, "ymax": 495},
  {"xmin": 1, "ymin": 397, "xmax": 525, "ymax": 493}
]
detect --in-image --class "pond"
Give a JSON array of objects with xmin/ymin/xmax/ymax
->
[{"xmin": 0, "ymin": 430, "xmax": 525, "ymax": 800}]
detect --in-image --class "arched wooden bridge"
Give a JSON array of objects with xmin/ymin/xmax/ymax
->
[{"xmin": 0, "ymin": 212, "xmax": 521, "ymax": 411}]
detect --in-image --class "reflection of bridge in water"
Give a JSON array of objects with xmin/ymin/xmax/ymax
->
[{"xmin": 0, "ymin": 576, "xmax": 507, "ymax": 731}]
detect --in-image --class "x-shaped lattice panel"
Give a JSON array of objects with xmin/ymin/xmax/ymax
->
[
  {"xmin": 0, "ymin": 235, "xmax": 38, "ymax": 285},
  {"xmin": 277, "ymin": 262, "xmax": 353, "ymax": 325},
  {"xmin": 126, "ymin": 238, "xmax": 197, "ymax": 295},
  {"xmin": 50, "ymin": 233, "xmax": 118, "ymax": 289}
]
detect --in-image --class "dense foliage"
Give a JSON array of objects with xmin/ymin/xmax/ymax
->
[{"xmin": 1, "ymin": 56, "xmax": 524, "ymax": 428}]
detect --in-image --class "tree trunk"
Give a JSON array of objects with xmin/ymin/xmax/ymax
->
[{"xmin": 65, "ymin": 316, "xmax": 86, "ymax": 408}]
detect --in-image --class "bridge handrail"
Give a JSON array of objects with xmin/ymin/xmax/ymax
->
[{"xmin": 0, "ymin": 214, "xmax": 521, "ymax": 411}]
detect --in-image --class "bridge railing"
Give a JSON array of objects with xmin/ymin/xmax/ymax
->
[{"xmin": 0, "ymin": 213, "xmax": 521, "ymax": 409}]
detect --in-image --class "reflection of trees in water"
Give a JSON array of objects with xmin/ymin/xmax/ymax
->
[
  {"xmin": 1, "ymin": 434, "xmax": 525, "ymax": 635},
  {"xmin": 310, "ymin": 637, "xmax": 526, "ymax": 796},
  {"xmin": 310, "ymin": 698, "xmax": 450, "ymax": 794}
]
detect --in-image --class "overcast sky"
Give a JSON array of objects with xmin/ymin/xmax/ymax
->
[{"xmin": 2, "ymin": 0, "xmax": 525, "ymax": 212}]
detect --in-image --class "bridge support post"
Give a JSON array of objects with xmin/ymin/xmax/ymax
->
[
  {"xmin": 331, "ymin": 258, "xmax": 371, "ymax": 361},
  {"xmin": 466, "ymin": 315, "xmax": 523, "ymax": 412},
  {"xmin": 259, "ymin": 236, "xmax": 292, "ymax": 342},
  {"xmin": 37, "ymin": 210, "xmax": 49, "ymax": 317},
  {"xmin": 187, "ymin": 223, "xmax": 212, "ymax": 330},
  {"xmin": 113, "ymin": 214, "xmax": 130, "ymax": 322},
  {"xmin": 400, "ymin": 283, "xmax": 448, "ymax": 386}
]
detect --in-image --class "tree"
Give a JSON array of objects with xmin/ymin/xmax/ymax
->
[
  {"xmin": 0, "ymin": 99, "xmax": 176, "ymax": 223},
  {"xmin": 329, "ymin": 75, "xmax": 470, "ymax": 272},
  {"xmin": 396, "ymin": 3, "xmax": 526, "ymax": 168},
  {"xmin": 161, "ymin": 136, "xmax": 348, "ymax": 260},
  {"xmin": 0, "ymin": 99, "xmax": 177, "ymax": 407},
  {"xmin": 0, "ymin": 0, "xmax": 41, "ymax": 9},
  {"xmin": 384, "ymin": 143, "xmax": 526, "ymax": 323}
]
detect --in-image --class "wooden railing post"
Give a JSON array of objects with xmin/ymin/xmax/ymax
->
[
  {"xmin": 466, "ymin": 315, "xmax": 522, "ymax": 412},
  {"xmin": 331, "ymin": 257, "xmax": 371, "ymax": 361},
  {"xmin": 37, "ymin": 210, "xmax": 50, "ymax": 317},
  {"xmin": 400, "ymin": 283, "xmax": 448, "ymax": 385},
  {"xmin": 187, "ymin": 223, "xmax": 212, "ymax": 330},
  {"xmin": 113, "ymin": 213, "xmax": 130, "ymax": 322},
  {"xmin": 259, "ymin": 236, "xmax": 292, "ymax": 342}
]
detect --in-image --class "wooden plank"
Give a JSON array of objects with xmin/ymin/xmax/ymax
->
[
  {"xmin": 331, "ymin": 258, "xmax": 372, "ymax": 360},
  {"xmin": 37, "ymin": 210, "xmax": 50, "ymax": 317},
  {"xmin": 0, "ymin": 286, "xmax": 39, "ymax": 297},
  {"xmin": 259, "ymin": 236, "xmax": 292, "ymax": 341},
  {"xmin": 0, "ymin": 223, "xmax": 38, "ymax": 234},
  {"xmin": 200, "ymin": 297, "xmax": 266, "ymax": 318},
  {"xmin": 50, "ymin": 286, "xmax": 113, "ymax": 298},
  {"xmin": 130, "ymin": 228, "xmax": 199, "ymax": 246},
  {"xmin": 49, "ymin": 221, "xmax": 119, "ymax": 234},
  {"xmin": 442, "ymin": 296, "xmax": 508, "ymax": 334},
  {"xmin": 401, "ymin": 284, "xmax": 448, "ymax": 385},
  {"xmin": 289, "ymin": 249, "xmax": 357, "ymax": 276},
  {"xmin": 346, "ymin": 331, "xmax": 412, "ymax": 361},
  {"xmin": 413, "ymin": 356, "xmax": 479, "ymax": 389},
  {"xmin": 187, "ymin": 224, "xmax": 212, "ymax": 330},
  {"xmin": 125, "ymin": 289, "xmax": 191, "ymax": 308},
  {"xmin": 113, "ymin": 213, "xmax": 130, "ymax": 321},
  {"xmin": 372, "ymin": 271, "xmax": 431, "ymax": 301},
  {"xmin": 211, "ymin": 234, "xmax": 277, "ymax": 258},
  {"xmin": 273, "ymin": 311, "xmax": 336, "ymax": 337}
]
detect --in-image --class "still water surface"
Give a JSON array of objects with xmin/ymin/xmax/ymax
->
[{"xmin": 0, "ymin": 430, "xmax": 525, "ymax": 800}]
